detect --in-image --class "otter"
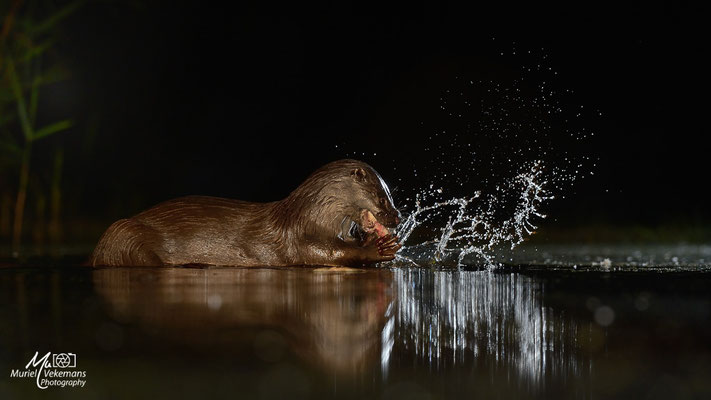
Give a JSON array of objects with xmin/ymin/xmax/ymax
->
[{"xmin": 90, "ymin": 159, "xmax": 402, "ymax": 267}]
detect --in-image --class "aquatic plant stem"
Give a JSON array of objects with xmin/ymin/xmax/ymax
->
[
  {"xmin": 0, "ymin": 0, "xmax": 23, "ymax": 47},
  {"xmin": 49, "ymin": 147, "xmax": 64, "ymax": 244},
  {"xmin": 6, "ymin": 55, "xmax": 34, "ymax": 256},
  {"xmin": 12, "ymin": 142, "xmax": 31, "ymax": 255}
]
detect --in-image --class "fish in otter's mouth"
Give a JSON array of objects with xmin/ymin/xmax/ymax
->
[
  {"xmin": 338, "ymin": 209, "xmax": 401, "ymax": 259},
  {"xmin": 360, "ymin": 209, "xmax": 401, "ymax": 256},
  {"xmin": 339, "ymin": 210, "xmax": 394, "ymax": 242},
  {"xmin": 359, "ymin": 209, "xmax": 391, "ymax": 239}
]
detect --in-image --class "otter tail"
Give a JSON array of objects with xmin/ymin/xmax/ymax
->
[{"xmin": 90, "ymin": 218, "xmax": 164, "ymax": 266}]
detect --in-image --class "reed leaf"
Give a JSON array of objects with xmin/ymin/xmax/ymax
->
[
  {"xmin": 21, "ymin": 39, "xmax": 56, "ymax": 62},
  {"xmin": 4, "ymin": 57, "xmax": 34, "ymax": 140},
  {"xmin": 32, "ymin": 119, "xmax": 72, "ymax": 141},
  {"xmin": 29, "ymin": 1, "xmax": 84, "ymax": 37}
]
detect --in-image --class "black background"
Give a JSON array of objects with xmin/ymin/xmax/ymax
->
[{"xmin": 34, "ymin": 0, "xmax": 710, "ymax": 229}]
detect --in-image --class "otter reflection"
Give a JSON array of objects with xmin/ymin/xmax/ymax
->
[
  {"xmin": 93, "ymin": 267, "xmax": 392, "ymax": 374},
  {"xmin": 94, "ymin": 266, "xmax": 590, "ymax": 390}
]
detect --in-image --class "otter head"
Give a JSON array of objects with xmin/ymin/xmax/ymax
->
[
  {"xmin": 322, "ymin": 161, "xmax": 401, "ymax": 245},
  {"xmin": 290, "ymin": 160, "xmax": 401, "ymax": 244},
  {"xmin": 347, "ymin": 165, "xmax": 401, "ymax": 233}
]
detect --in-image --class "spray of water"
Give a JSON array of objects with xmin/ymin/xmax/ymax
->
[
  {"xmin": 389, "ymin": 46, "xmax": 596, "ymax": 269},
  {"xmin": 395, "ymin": 160, "xmax": 553, "ymax": 269}
]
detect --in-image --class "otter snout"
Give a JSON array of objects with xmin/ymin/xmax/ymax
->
[{"xmin": 376, "ymin": 208, "xmax": 401, "ymax": 229}]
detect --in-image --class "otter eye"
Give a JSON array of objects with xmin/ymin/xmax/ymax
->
[
  {"xmin": 379, "ymin": 198, "xmax": 387, "ymax": 208},
  {"xmin": 348, "ymin": 221, "xmax": 364, "ymax": 241}
]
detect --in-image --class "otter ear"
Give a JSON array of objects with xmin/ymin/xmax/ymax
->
[{"xmin": 350, "ymin": 167, "xmax": 367, "ymax": 182}]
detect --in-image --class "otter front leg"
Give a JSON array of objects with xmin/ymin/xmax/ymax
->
[
  {"xmin": 334, "ymin": 234, "xmax": 401, "ymax": 267},
  {"xmin": 374, "ymin": 234, "xmax": 401, "ymax": 259},
  {"xmin": 302, "ymin": 231, "xmax": 401, "ymax": 267}
]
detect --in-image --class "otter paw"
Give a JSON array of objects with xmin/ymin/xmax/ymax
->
[{"xmin": 376, "ymin": 235, "xmax": 401, "ymax": 257}]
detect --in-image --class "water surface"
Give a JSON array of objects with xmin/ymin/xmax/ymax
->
[{"xmin": 1, "ymin": 255, "xmax": 710, "ymax": 399}]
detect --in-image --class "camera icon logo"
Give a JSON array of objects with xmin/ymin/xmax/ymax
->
[{"xmin": 52, "ymin": 353, "xmax": 76, "ymax": 368}]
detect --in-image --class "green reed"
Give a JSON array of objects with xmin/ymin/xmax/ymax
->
[{"xmin": 1, "ymin": 0, "xmax": 82, "ymax": 255}]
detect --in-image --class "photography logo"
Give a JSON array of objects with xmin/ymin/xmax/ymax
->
[
  {"xmin": 52, "ymin": 353, "xmax": 76, "ymax": 368},
  {"xmin": 9, "ymin": 351, "xmax": 87, "ymax": 389}
]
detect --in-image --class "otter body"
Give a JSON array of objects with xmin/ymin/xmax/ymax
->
[{"xmin": 90, "ymin": 160, "xmax": 401, "ymax": 267}]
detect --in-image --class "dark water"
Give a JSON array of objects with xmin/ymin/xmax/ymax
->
[{"xmin": 1, "ymin": 259, "xmax": 710, "ymax": 399}]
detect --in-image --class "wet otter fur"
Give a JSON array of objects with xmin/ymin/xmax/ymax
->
[{"xmin": 90, "ymin": 159, "xmax": 402, "ymax": 267}]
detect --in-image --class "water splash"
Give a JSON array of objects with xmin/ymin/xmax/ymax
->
[
  {"xmin": 395, "ymin": 160, "xmax": 553, "ymax": 269},
  {"xmin": 388, "ymin": 46, "xmax": 597, "ymax": 269}
]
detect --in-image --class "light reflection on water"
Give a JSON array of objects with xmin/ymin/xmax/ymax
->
[{"xmin": 386, "ymin": 269, "xmax": 588, "ymax": 390}]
